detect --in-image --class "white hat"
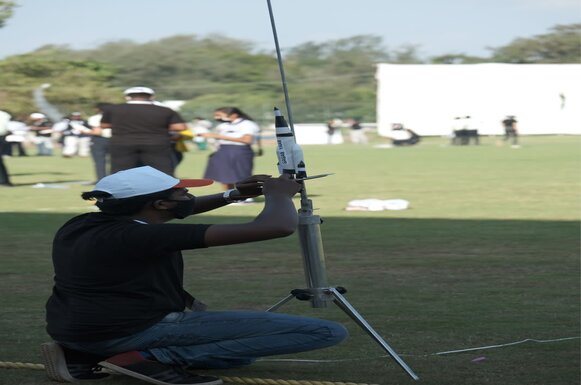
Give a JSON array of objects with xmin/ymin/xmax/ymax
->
[
  {"xmin": 124, "ymin": 86, "xmax": 155, "ymax": 95},
  {"xmin": 30, "ymin": 112, "xmax": 46, "ymax": 119},
  {"xmin": 93, "ymin": 166, "xmax": 213, "ymax": 199}
]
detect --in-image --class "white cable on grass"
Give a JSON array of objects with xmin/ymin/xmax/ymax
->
[
  {"xmin": 433, "ymin": 336, "xmax": 580, "ymax": 355},
  {"xmin": 258, "ymin": 336, "xmax": 580, "ymax": 363}
]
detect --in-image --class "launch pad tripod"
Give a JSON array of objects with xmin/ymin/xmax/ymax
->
[
  {"xmin": 266, "ymin": 193, "xmax": 419, "ymax": 381},
  {"xmin": 264, "ymin": 0, "xmax": 418, "ymax": 379}
]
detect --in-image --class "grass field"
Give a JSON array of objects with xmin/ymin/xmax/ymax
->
[{"xmin": 0, "ymin": 135, "xmax": 579, "ymax": 385}]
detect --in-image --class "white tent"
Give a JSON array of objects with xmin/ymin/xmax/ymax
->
[{"xmin": 376, "ymin": 63, "xmax": 581, "ymax": 137}]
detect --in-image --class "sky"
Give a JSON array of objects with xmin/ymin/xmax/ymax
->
[{"xmin": 1, "ymin": 0, "xmax": 580, "ymax": 60}]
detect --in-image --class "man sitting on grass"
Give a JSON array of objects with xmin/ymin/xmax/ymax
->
[{"xmin": 42, "ymin": 166, "xmax": 347, "ymax": 385}]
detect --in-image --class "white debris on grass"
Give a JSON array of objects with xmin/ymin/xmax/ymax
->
[{"xmin": 346, "ymin": 199, "xmax": 410, "ymax": 211}]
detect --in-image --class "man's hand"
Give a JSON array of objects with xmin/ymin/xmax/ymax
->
[
  {"xmin": 262, "ymin": 174, "xmax": 302, "ymax": 197},
  {"xmin": 234, "ymin": 174, "xmax": 271, "ymax": 199},
  {"xmin": 204, "ymin": 174, "xmax": 300, "ymax": 246}
]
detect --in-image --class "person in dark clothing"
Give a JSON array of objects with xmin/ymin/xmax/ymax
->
[
  {"xmin": 99, "ymin": 87, "xmax": 187, "ymax": 176},
  {"xmin": 502, "ymin": 115, "xmax": 519, "ymax": 147},
  {"xmin": 88, "ymin": 102, "xmax": 113, "ymax": 182},
  {"xmin": 42, "ymin": 166, "xmax": 347, "ymax": 385}
]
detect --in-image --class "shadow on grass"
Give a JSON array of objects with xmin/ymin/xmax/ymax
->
[
  {"xmin": 0, "ymin": 213, "xmax": 579, "ymax": 385},
  {"xmin": 10, "ymin": 171, "xmax": 70, "ymax": 177},
  {"xmin": 11, "ymin": 180, "xmax": 93, "ymax": 187},
  {"xmin": 1, "ymin": 212, "xmax": 577, "ymax": 256}
]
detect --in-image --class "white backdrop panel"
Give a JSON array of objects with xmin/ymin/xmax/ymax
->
[{"xmin": 376, "ymin": 64, "xmax": 581, "ymax": 136}]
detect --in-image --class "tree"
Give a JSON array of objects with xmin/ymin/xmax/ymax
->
[
  {"xmin": 0, "ymin": 54, "xmax": 120, "ymax": 117},
  {"xmin": 0, "ymin": 0, "xmax": 15, "ymax": 28},
  {"xmin": 489, "ymin": 23, "xmax": 581, "ymax": 63},
  {"xmin": 283, "ymin": 35, "xmax": 391, "ymax": 121},
  {"xmin": 2, "ymin": 24, "xmax": 577, "ymax": 123},
  {"xmin": 430, "ymin": 54, "xmax": 489, "ymax": 64},
  {"xmin": 391, "ymin": 45, "xmax": 424, "ymax": 64},
  {"xmin": 71, "ymin": 34, "xmax": 280, "ymax": 101}
]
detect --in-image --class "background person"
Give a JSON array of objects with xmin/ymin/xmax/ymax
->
[
  {"xmin": 88, "ymin": 102, "xmax": 113, "ymax": 182},
  {"xmin": 170, "ymin": 128, "xmax": 194, "ymax": 168},
  {"xmin": 326, "ymin": 118, "xmax": 342, "ymax": 144},
  {"xmin": 2, "ymin": 114, "xmax": 29, "ymax": 157},
  {"xmin": 199, "ymin": 107, "xmax": 260, "ymax": 192},
  {"xmin": 55, "ymin": 112, "xmax": 92, "ymax": 158},
  {"xmin": 502, "ymin": 115, "xmax": 519, "ymax": 147},
  {"xmin": 42, "ymin": 166, "xmax": 348, "ymax": 385},
  {"xmin": 190, "ymin": 116, "xmax": 213, "ymax": 151},
  {"xmin": 0, "ymin": 109, "xmax": 13, "ymax": 186},
  {"xmin": 99, "ymin": 86, "xmax": 188, "ymax": 175},
  {"xmin": 28, "ymin": 112, "xmax": 54, "ymax": 156},
  {"xmin": 388, "ymin": 123, "xmax": 420, "ymax": 146},
  {"xmin": 451, "ymin": 116, "xmax": 479, "ymax": 145},
  {"xmin": 347, "ymin": 118, "xmax": 368, "ymax": 144}
]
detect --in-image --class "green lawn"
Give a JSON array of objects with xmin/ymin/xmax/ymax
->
[{"xmin": 0, "ymin": 135, "xmax": 579, "ymax": 385}]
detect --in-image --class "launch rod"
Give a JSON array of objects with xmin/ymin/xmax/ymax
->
[
  {"xmin": 266, "ymin": 0, "xmax": 295, "ymax": 134},
  {"xmin": 267, "ymin": 0, "xmax": 312, "ymax": 215}
]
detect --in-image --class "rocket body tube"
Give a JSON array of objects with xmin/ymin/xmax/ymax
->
[
  {"xmin": 293, "ymin": 145, "xmax": 307, "ymax": 179},
  {"xmin": 274, "ymin": 107, "xmax": 297, "ymax": 175}
]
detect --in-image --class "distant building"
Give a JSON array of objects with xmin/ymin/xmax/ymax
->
[{"xmin": 376, "ymin": 64, "xmax": 581, "ymax": 136}]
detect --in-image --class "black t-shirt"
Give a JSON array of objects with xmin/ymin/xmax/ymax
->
[
  {"xmin": 34, "ymin": 120, "xmax": 53, "ymax": 137},
  {"xmin": 46, "ymin": 212, "xmax": 210, "ymax": 342},
  {"xmin": 502, "ymin": 118, "xmax": 517, "ymax": 129},
  {"xmin": 101, "ymin": 102, "xmax": 185, "ymax": 146}
]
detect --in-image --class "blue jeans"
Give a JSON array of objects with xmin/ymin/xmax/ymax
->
[{"xmin": 61, "ymin": 311, "xmax": 348, "ymax": 369}]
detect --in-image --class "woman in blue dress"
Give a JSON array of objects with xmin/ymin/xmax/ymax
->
[{"xmin": 200, "ymin": 107, "xmax": 261, "ymax": 191}]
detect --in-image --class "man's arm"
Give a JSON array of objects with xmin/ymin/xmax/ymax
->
[
  {"xmin": 92, "ymin": 121, "xmax": 112, "ymax": 136},
  {"xmin": 191, "ymin": 174, "xmax": 271, "ymax": 214},
  {"xmin": 203, "ymin": 175, "xmax": 301, "ymax": 246},
  {"xmin": 190, "ymin": 193, "xmax": 231, "ymax": 214}
]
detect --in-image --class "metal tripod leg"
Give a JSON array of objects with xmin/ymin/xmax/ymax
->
[
  {"xmin": 266, "ymin": 293, "xmax": 295, "ymax": 312},
  {"xmin": 328, "ymin": 288, "xmax": 419, "ymax": 380},
  {"xmin": 267, "ymin": 287, "xmax": 419, "ymax": 380}
]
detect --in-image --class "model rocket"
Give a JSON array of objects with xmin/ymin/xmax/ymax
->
[{"xmin": 274, "ymin": 107, "xmax": 306, "ymax": 178}]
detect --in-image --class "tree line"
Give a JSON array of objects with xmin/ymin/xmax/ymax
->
[{"xmin": 0, "ymin": 17, "xmax": 579, "ymax": 124}]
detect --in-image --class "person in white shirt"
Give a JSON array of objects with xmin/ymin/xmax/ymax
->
[
  {"xmin": 190, "ymin": 116, "xmax": 213, "ymax": 151},
  {"xmin": 0, "ymin": 110, "xmax": 13, "ymax": 185},
  {"xmin": 3, "ymin": 117, "xmax": 29, "ymax": 157},
  {"xmin": 199, "ymin": 107, "xmax": 260, "ymax": 192},
  {"xmin": 56, "ymin": 112, "xmax": 92, "ymax": 158},
  {"xmin": 28, "ymin": 113, "xmax": 54, "ymax": 156},
  {"xmin": 388, "ymin": 123, "xmax": 420, "ymax": 146}
]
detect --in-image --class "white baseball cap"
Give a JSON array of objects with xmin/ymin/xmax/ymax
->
[
  {"xmin": 124, "ymin": 86, "xmax": 155, "ymax": 95},
  {"xmin": 30, "ymin": 112, "xmax": 46, "ymax": 119},
  {"xmin": 93, "ymin": 166, "xmax": 213, "ymax": 199}
]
